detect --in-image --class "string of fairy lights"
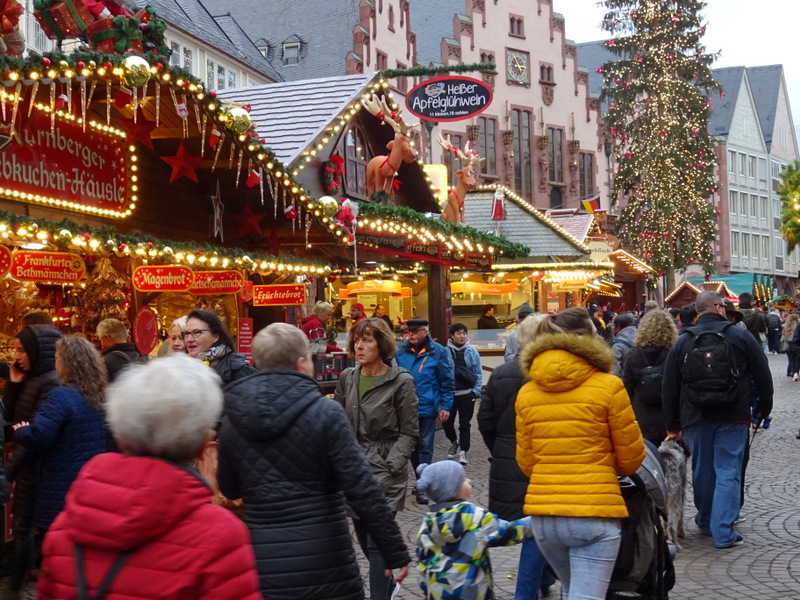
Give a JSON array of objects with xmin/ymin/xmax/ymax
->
[
  {"xmin": 0, "ymin": 52, "xmax": 528, "ymax": 277},
  {"xmin": 600, "ymin": 0, "xmax": 719, "ymax": 276}
]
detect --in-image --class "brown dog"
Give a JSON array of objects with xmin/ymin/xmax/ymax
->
[{"xmin": 658, "ymin": 436, "xmax": 691, "ymax": 549}]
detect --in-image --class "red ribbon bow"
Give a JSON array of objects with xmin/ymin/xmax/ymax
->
[{"xmin": 0, "ymin": 0, "xmax": 23, "ymax": 34}]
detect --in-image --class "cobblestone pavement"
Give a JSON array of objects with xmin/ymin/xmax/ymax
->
[
  {"xmin": 7, "ymin": 354, "xmax": 800, "ymax": 599},
  {"xmin": 375, "ymin": 352, "xmax": 800, "ymax": 599}
]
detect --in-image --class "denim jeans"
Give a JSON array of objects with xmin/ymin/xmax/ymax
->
[
  {"xmin": 353, "ymin": 515, "xmax": 393, "ymax": 600},
  {"xmin": 411, "ymin": 416, "xmax": 438, "ymax": 472},
  {"xmin": 684, "ymin": 421, "xmax": 748, "ymax": 547},
  {"xmin": 530, "ymin": 515, "xmax": 621, "ymax": 600},
  {"xmin": 514, "ymin": 536, "xmax": 555, "ymax": 600}
]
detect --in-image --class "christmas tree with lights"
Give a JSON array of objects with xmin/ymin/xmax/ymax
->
[
  {"xmin": 778, "ymin": 160, "xmax": 800, "ymax": 253},
  {"xmin": 600, "ymin": 0, "xmax": 721, "ymax": 288}
]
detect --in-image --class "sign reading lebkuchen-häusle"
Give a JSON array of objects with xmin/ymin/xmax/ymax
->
[
  {"xmin": 252, "ymin": 284, "xmax": 306, "ymax": 306},
  {"xmin": 132, "ymin": 265, "xmax": 194, "ymax": 292},
  {"xmin": 405, "ymin": 76, "xmax": 493, "ymax": 122},
  {"xmin": 0, "ymin": 109, "xmax": 132, "ymax": 218},
  {"xmin": 10, "ymin": 250, "xmax": 86, "ymax": 283},
  {"xmin": 189, "ymin": 270, "xmax": 246, "ymax": 295}
]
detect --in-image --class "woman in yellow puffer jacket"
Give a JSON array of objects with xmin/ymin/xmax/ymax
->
[{"xmin": 515, "ymin": 307, "xmax": 645, "ymax": 600}]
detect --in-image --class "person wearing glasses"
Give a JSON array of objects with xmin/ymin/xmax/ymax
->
[
  {"xmin": 184, "ymin": 309, "xmax": 256, "ymax": 386},
  {"xmin": 662, "ymin": 291, "xmax": 773, "ymax": 549},
  {"xmin": 394, "ymin": 318, "xmax": 454, "ymax": 504}
]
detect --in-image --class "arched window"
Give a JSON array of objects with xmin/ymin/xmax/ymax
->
[{"xmin": 345, "ymin": 127, "xmax": 369, "ymax": 199}]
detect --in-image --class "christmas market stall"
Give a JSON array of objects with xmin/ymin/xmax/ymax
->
[
  {"xmin": 218, "ymin": 72, "xmax": 529, "ymax": 342},
  {"xmin": 0, "ymin": 41, "xmax": 347, "ymax": 361},
  {"xmin": 664, "ymin": 279, "xmax": 737, "ymax": 309},
  {"xmin": 463, "ymin": 185, "xmax": 618, "ymax": 319},
  {"xmin": 548, "ymin": 209, "xmax": 655, "ymax": 310}
]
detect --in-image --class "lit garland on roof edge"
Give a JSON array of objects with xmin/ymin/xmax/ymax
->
[
  {"xmin": 355, "ymin": 202, "xmax": 529, "ymax": 258},
  {"xmin": 0, "ymin": 209, "xmax": 329, "ymax": 274},
  {"xmin": 600, "ymin": 0, "xmax": 719, "ymax": 283}
]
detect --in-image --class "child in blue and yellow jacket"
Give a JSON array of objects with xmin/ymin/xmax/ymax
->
[{"xmin": 415, "ymin": 461, "xmax": 533, "ymax": 600}]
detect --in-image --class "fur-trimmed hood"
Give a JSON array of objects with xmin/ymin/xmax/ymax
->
[{"xmin": 518, "ymin": 332, "xmax": 615, "ymax": 393}]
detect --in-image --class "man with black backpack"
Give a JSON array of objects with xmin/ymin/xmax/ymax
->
[
  {"xmin": 662, "ymin": 291, "xmax": 773, "ymax": 550},
  {"xmin": 443, "ymin": 323, "xmax": 482, "ymax": 465},
  {"xmin": 97, "ymin": 318, "xmax": 147, "ymax": 382}
]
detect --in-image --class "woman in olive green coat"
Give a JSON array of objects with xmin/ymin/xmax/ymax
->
[{"xmin": 335, "ymin": 318, "xmax": 418, "ymax": 600}]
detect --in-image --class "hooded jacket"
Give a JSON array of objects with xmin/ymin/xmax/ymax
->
[
  {"xmin": 36, "ymin": 452, "xmax": 260, "ymax": 600},
  {"xmin": 515, "ymin": 333, "xmax": 645, "ymax": 519},
  {"xmin": 395, "ymin": 336, "xmax": 455, "ymax": 416},
  {"xmin": 334, "ymin": 360, "xmax": 419, "ymax": 512},
  {"xmin": 611, "ymin": 324, "xmax": 638, "ymax": 376},
  {"xmin": 417, "ymin": 500, "xmax": 532, "ymax": 600},
  {"xmin": 102, "ymin": 342, "xmax": 145, "ymax": 382},
  {"xmin": 218, "ymin": 369, "xmax": 410, "ymax": 600}
]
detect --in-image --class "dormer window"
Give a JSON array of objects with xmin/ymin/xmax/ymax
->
[{"xmin": 283, "ymin": 42, "xmax": 300, "ymax": 66}]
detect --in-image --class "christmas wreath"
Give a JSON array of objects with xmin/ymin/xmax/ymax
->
[{"xmin": 321, "ymin": 154, "xmax": 344, "ymax": 195}]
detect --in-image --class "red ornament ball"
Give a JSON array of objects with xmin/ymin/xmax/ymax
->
[
  {"xmin": 156, "ymin": 62, "xmax": 164, "ymax": 71},
  {"xmin": 42, "ymin": 57, "xmax": 51, "ymax": 67},
  {"xmin": 210, "ymin": 91, "xmax": 217, "ymax": 99},
  {"xmin": 80, "ymin": 232, "xmax": 90, "ymax": 242},
  {"xmin": 76, "ymin": 61, "xmax": 85, "ymax": 70},
  {"xmin": 327, "ymin": 274, "xmax": 338, "ymax": 283}
]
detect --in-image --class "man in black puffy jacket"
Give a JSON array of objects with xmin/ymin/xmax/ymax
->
[{"xmin": 218, "ymin": 323, "xmax": 410, "ymax": 600}]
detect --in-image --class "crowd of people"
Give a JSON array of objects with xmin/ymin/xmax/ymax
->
[{"xmin": 0, "ymin": 290, "xmax": 780, "ymax": 600}]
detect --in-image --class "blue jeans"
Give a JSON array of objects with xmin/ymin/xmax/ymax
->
[
  {"xmin": 411, "ymin": 416, "xmax": 438, "ymax": 472},
  {"xmin": 530, "ymin": 515, "xmax": 621, "ymax": 600},
  {"xmin": 515, "ymin": 537, "xmax": 555, "ymax": 600},
  {"xmin": 684, "ymin": 421, "xmax": 748, "ymax": 547}
]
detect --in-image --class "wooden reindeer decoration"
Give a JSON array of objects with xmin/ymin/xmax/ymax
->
[
  {"xmin": 437, "ymin": 135, "xmax": 484, "ymax": 225},
  {"xmin": 362, "ymin": 94, "xmax": 418, "ymax": 196}
]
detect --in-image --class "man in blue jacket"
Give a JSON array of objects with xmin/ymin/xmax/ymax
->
[{"xmin": 395, "ymin": 318, "xmax": 454, "ymax": 504}]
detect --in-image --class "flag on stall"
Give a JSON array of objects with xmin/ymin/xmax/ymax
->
[{"xmin": 582, "ymin": 197, "xmax": 601, "ymax": 213}]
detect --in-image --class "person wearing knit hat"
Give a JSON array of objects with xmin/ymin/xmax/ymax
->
[
  {"xmin": 504, "ymin": 302, "xmax": 536, "ymax": 363},
  {"xmin": 416, "ymin": 461, "xmax": 534, "ymax": 600}
]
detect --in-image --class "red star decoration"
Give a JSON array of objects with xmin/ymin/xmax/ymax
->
[
  {"xmin": 161, "ymin": 142, "xmax": 203, "ymax": 183},
  {"xmin": 229, "ymin": 202, "xmax": 267, "ymax": 240},
  {"xmin": 119, "ymin": 110, "xmax": 157, "ymax": 149}
]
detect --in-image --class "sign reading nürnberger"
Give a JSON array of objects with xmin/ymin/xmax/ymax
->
[
  {"xmin": 0, "ymin": 111, "xmax": 130, "ymax": 217},
  {"xmin": 252, "ymin": 284, "xmax": 306, "ymax": 306},
  {"xmin": 405, "ymin": 76, "xmax": 493, "ymax": 122}
]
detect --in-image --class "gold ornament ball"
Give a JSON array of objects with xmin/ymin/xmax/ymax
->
[
  {"xmin": 318, "ymin": 196, "xmax": 339, "ymax": 218},
  {"xmin": 227, "ymin": 107, "xmax": 252, "ymax": 134},
  {"xmin": 122, "ymin": 56, "xmax": 151, "ymax": 88}
]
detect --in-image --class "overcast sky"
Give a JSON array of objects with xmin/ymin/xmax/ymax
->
[{"xmin": 556, "ymin": 0, "xmax": 800, "ymax": 134}]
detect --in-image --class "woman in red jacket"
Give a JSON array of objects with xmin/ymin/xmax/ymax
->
[{"xmin": 36, "ymin": 354, "xmax": 260, "ymax": 600}]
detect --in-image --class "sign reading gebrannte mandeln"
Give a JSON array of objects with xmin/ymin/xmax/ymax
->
[
  {"xmin": 132, "ymin": 266, "xmax": 194, "ymax": 292},
  {"xmin": 0, "ymin": 110, "xmax": 131, "ymax": 217},
  {"xmin": 189, "ymin": 270, "xmax": 245, "ymax": 295},
  {"xmin": 252, "ymin": 284, "xmax": 306, "ymax": 306},
  {"xmin": 11, "ymin": 250, "xmax": 86, "ymax": 283},
  {"xmin": 405, "ymin": 76, "xmax": 493, "ymax": 122}
]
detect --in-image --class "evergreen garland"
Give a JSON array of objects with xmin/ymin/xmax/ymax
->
[
  {"xmin": 0, "ymin": 209, "xmax": 329, "ymax": 271},
  {"xmin": 600, "ymin": 0, "xmax": 720, "ymax": 282},
  {"xmin": 380, "ymin": 62, "xmax": 495, "ymax": 80},
  {"xmin": 355, "ymin": 202, "xmax": 529, "ymax": 258}
]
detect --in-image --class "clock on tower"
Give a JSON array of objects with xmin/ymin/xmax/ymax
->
[{"xmin": 507, "ymin": 51, "xmax": 529, "ymax": 84}]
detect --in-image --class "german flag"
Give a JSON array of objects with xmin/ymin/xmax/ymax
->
[{"xmin": 582, "ymin": 197, "xmax": 601, "ymax": 213}]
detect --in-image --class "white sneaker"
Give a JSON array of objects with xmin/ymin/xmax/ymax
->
[
  {"xmin": 458, "ymin": 450, "xmax": 468, "ymax": 465},
  {"xmin": 388, "ymin": 581, "xmax": 401, "ymax": 600}
]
